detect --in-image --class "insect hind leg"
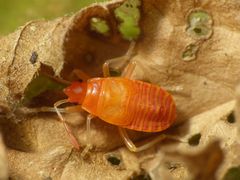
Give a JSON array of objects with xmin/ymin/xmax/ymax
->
[
  {"xmin": 118, "ymin": 127, "xmax": 179, "ymax": 152},
  {"xmin": 103, "ymin": 41, "xmax": 136, "ymax": 77}
]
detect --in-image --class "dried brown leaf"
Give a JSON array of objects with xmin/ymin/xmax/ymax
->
[{"xmin": 1, "ymin": 0, "xmax": 240, "ymax": 179}]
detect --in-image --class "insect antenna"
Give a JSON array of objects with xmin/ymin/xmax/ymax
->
[
  {"xmin": 33, "ymin": 107, "xmax": 66, "ymax": 113},
  {"xmin": 54, "ymin": 99, "xmax": 80, "ymax": 150}
]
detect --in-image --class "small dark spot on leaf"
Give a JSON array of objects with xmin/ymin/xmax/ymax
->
[
  {"xmin": 107, "ymin": 155, "xmax": 121, "ymax": 166},
  {"xmin": 193, "ymin": 27, "xmax": 202, "ymax": 34},
  {"xmin": 223, "ymin": 166, "xmax": 240, "ymax": 180},
  {"xmin": 227, "ymin": 111, "xmax": 235, "ymax": 123},
  {"xmin": 188, "ymin": 133, "xmax": 201, "ymax": 146},
  {"xmin": 30, "ymin": 51, "xmax": 38, "ymax": 64},
  {"xmin": 165, "ymin": 162, "xmax": 181, "ymax": 172},
  {"xmin": 130, "ymin": 170, "xmax": 151, "ymax": 180},
  {"xmin": 84, "ymin": 53, "xmax": 94, "ymax": 64},
  {"xmin": 204, "ymin": 81, "xmax": 207, "ymax": 85}
]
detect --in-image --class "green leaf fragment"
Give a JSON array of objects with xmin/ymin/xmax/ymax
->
[
  {"xmin": 22, "ymin": 75, "xmax": 66, "ymax": 105},
  {"xmin": 114, "ymin": 0, "xmax": 141, "ymax": 40},
  {"xmin": 223, "ymin": 166, "xmax": 240, "ymax": 180},
  {"xmin": 90, "ymin": 17, "xmax": 110, "ymax": 35}
]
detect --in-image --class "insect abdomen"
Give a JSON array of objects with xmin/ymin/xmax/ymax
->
[{"xmin": 122, "ymin": 80, "xmax": 176, "ymax": 132}]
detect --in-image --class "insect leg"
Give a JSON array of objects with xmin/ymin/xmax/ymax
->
[
  {"xmin": 120, "ymin": 42, "xmax": 137, "ymax": 78},
  {"xmin": 119, "ymin": 127, "xmax": 175, "ymax": 152},
  {"xmin": 21, "ymin": 106, "xmax": 66, "ymax": 113},
  {"xmin": 54, "ymin": 99, "xmax": 81, "ymax": 150},
  {"xmin": 81, "ymin": 114, "xmax": 95, "ymax": 157},
  {"xmin": 103, "ymin": 41, "xmax": 136, "ymax": 77},
  {"xmin": 70, "ymin": 69, "xmax": 90, "ymax": 81},
  {"xmin": 27, "ymin": 104, "xmax": 83, "ymax": 113},
  {"xmin": 121, "ymin": 61, "xmax": 136, "ymax": 79}
]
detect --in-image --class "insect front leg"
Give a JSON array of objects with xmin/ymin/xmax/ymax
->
[
  {"xmin": 54, "ymin": 99, "xmax": 81, "ymax": 150},
  {"xmin": 103, "ymin": 42, "xmax": 136, "ymax": 77}
]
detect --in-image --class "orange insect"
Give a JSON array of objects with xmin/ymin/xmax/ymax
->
[{"xmin": 49, "ymin": 42, "xmax": 176, "ymax": 155}]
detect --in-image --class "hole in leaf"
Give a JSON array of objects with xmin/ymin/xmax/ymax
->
[
  {"xmin": 182, "ymin": 43, "xmax": 199, "ymax": 61},
  {"xmin": 107, "ymin": 156, "xmax": 121, "ymax": 166},
  {"xmin": 22, "ymin": 74, "xmax": 66, "ymax": 106},
  {"xmin": 90, "ymin": 17, "xmax": 110, "ymax": 36},
  {"xmin": 186, "ymin": 10, "xmax": 213, "ymax": 39},
  {"xmin": 130, "ymin": 170, "xmax": 152, "ymax": 180},
  {"xmin": 106, "ymin": 154, "xmax": 121, "ymax": 166},
  {"xmin": 223, "ymin": 166, "xmax": 240, "ymax": 180},
  {"xmin": 188, "ymin": 133, "xmax": 201, "ymax": 146},
  {"xmin": 227, "ymin": 111, "xmax": 235, "ymax": 123},
  {"xmin": 193, "ymin": 27, "xmax": 202, "ymax": 34},
  {"xmin": 114, "ymin": 0, "xmax": 141, "ymax": 40}
]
